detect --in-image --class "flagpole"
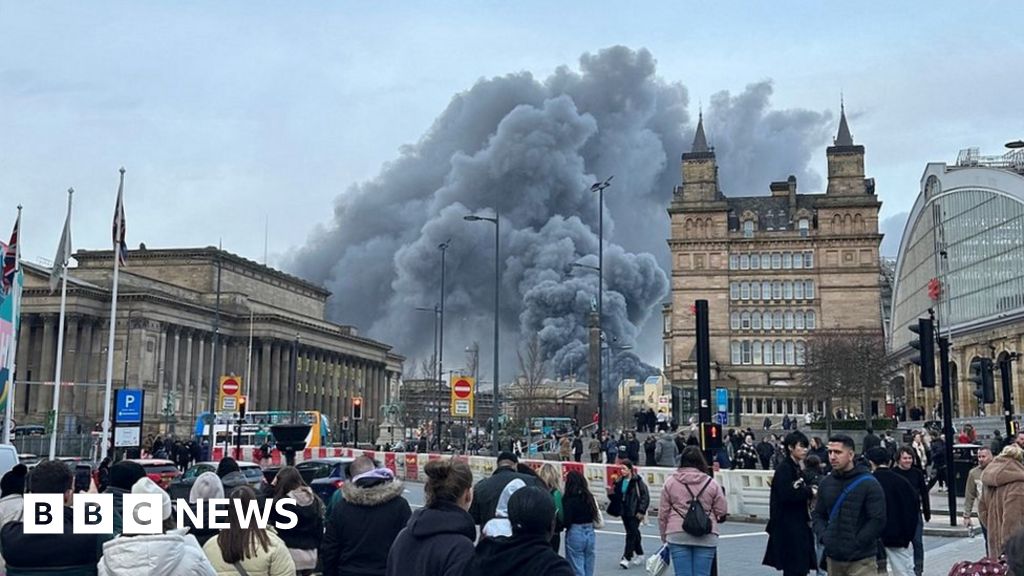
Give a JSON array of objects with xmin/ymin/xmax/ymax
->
[
  {"xmin": 101, "ymin": 169, "xmax": 125, "ymax": 462},
  {"xmin": 245, "ymin": 309, "xmax": 254, "ymax": 406},
  {"xmin": 49, "ymin": 190, "xmax": 73, "ymax": 460},
  {"xmin": 2, "ymin": 206, "xmax": 22, "ymax": 445}
]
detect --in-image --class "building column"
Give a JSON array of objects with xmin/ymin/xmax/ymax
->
[
  {"xmin": 155, "ymin": 323, "xmax": 168, "ymax": 422},
  {"xmin": 258, "ymin": 339, "xmax": 271, "ymax": 411},
  {"xmin": 60, "ymin": 315, "xmax": 80, "ymax": 427},
  {"xmin": 191, "ymin": 332, "xmax": 204, "ymax": 423},
  {"xmin": 14, "ymin": 314, "xmax": 33, "ymax": 416},
  {"xmin": 329, "ymin": 354, "xmax": 340, "ymax": 420},
  {"xmin": 36, "ymin": 314, "xmax": 57, "ymax": 417},
  {"xmin": 281, "ymin": 342, "xmax": 293, "ymax": 412},
  {"xmin": 169, "ymin": 328, "xmax": 180, "ymax": 412},
  {"xmin": 270, "ymin": 341, "xmax": 282, "ymax": 411},
  {"xmin": 74, "ymin": 317, "xmax": 94, "ymax": 417}
]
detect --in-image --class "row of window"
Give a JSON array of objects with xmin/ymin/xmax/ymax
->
[
  {"xmin": 734, "ymin": 397, "xmax": 825, "ymax": 416},
  {"xmin": 730, "ymin": 310, "xmax": 817, "ymax": 331},
  {"xmin": 742, "ymin": 217, "xmax": 810, "ymax": 238},
  {"xmin": 730, "ymin": 340, "xmax": 806, "ymax": 366},
  {"xmin": 729, "ymin": 251, "xmax": 814, "ymax": 270},
  {"xmin": 729, "ymin": 280, "xmax": 816, "ymax": 301}
]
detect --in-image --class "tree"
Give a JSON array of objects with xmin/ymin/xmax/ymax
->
[
  {"xmin": 418, "ymin": 353, "xmax": 437, "ymax": 382},
  {"xmin": 802, "ymin": 330, "xmax": 892, "ymax": 436},
  {"xmin": 516, "ymin": 333, "xmax": 547, "ymax": 423}
]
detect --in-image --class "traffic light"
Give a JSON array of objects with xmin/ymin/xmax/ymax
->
[
  {"xmin": 970, "ymin": 358, "xmax": 995, "ymax": 404},
  {"xmin": 352, "ymin": 397, "xmax": 363, "ymax": 421},
  {"xmin": 699, "ymin": 422, "xmax": 723, "ymax": 452},
  {"xmin": 909, "ymin": 318, "xmax": 936, "ymax": 388},
  {"xmin": 238, "ymin": 396, "xmax": 247, "ymax": 419}
]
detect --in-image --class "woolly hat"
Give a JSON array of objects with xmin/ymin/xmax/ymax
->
[
  {"xmin": 109, "ymin": 461, "xmax": 147, "ymax": 491},
  {"xmin": 189, "ymin": 471, "xmax": 224, "ymax": 504},
  {"xmin": 132, "ymin": 477, "xmax": 172, "ymax": 521},
  {"xmin": 1, "ymin": 464, "xmax": 28, "ymax": 497}
]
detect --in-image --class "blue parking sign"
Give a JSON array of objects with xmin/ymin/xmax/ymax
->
[
  {"xmin": 715, "ymin": 388, "xmax": 728, "ymax": 412},
  {"xmin": 115, "ymin": 389, "xmax": 143, "ymax": 424}
]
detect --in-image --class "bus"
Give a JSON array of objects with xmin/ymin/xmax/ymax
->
[
  {"xmin": 529, "ymin": 417, "xmax": 574, "ymax": 437},
  {"xmin": 194, "ymin": 411, "xmax": 332, "ymax": 448}
]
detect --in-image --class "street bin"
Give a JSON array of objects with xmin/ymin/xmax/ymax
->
[{"xmin": 952, "ymin": 443, "xmax": 981, "ymax": 498}]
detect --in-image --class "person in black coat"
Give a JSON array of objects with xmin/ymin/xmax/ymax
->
[
  {"xmin": 892, "ymin": 446, "xmax": 930, "ymax": 576},
  {"xmin": 463, "ymin": 487, "xmax": 574, "ymax": 576},
  {"xmin": 866, "ymin": 448, "xmax": 920, "ymax": 574},
  {"xmin": 927, "ymin": 433, "xmax": 947, "ymax": 491},
  {"xmin": 757, "ymin": 436, "xmax": 776, "ymax": 470},
  {"xmin": 469, "ymin": 452, "xmax": 541, "ymax": 526},
  {"xmin": 571, "ymin": 436, "xmax": 584, "ymax": 463},
  {"xmin": 608, "ymin": 460, "xmax": 650, "ymax": 568},
  {"xmin": 643, "ymin": 435, "xmax": 657, "ymax": 467},
  {"xmin": 270, "ymin": 466, "xmax": 325, "ymax": 575},
  {"xmin": 763, "ymin": 431, "xmax": 817, "ymax": 576},
  {"xmin": 862, "ymin": 429, "xmax": 882, "ymax": 454},
  {"xmin": 624, "ymin": 432, "xmax": 641, "ymax": 464},
  {"xmin": 387, "ymin": 459, "xmax": 476, "ymax": 576}
]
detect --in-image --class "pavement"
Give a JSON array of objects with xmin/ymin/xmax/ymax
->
[{"xmin": 402, "ymin": 481, "xmax": 987, "ymax": 576}]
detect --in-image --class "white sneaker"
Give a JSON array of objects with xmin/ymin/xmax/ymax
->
[
  {"xmin": 632, "ymin": 557, "xmax": 645, "ymax": 566},
  {"xmin": 619, "ymin": 558, "xmax": 630, "ymax": 569}
]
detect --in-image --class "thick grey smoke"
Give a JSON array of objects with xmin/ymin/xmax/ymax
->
[{"xmin": 288, "ymin": 46, "xmax": 834, "ymax": 393}]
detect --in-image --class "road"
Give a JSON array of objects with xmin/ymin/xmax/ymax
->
[{"xmin": 401, "ymin": 481, "xmax": 984, "ymax": 576}]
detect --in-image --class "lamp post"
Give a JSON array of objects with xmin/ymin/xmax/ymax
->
[
  {"xmin": 437, "ymin": 239, "xmax": 451, "ymax": 451},
  {"xmin": 590, "ymin": 176, "xmax": 613, "ymax": 433},
  {"xmin": 415, "ymin": 304, "xmax": 440, "ymax": 439},
  {"xmin": 464, "ymin": 212, "xmax": 500, "ymax": 454}
]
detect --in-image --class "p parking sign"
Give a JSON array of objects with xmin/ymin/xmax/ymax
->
[{"xmin": 115, "ymin": 390, "xmax": 143, "ymax": 424}]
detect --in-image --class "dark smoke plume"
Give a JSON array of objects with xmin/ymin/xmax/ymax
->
[{"xmin": 288, "ymin": 46, "xmax": 834, "ymax": 393}]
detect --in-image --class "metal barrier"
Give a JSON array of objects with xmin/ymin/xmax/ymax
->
[{"xmin": 11, "ymin": 434, "xmax": 99, "ymax": 460}]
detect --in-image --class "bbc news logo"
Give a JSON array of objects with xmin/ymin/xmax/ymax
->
[{"xmin": 24, "ymin": 495, "xmax": 298, "ymax": 534}]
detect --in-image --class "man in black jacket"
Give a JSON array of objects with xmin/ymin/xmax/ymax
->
[
  {"xmin": 892, "ymin": 446, "xmax": 930, "ymax": 576},
  {"xmin": 321, "ymin": 456, "xmax": 411, "ymax": 576},
  {"xmin": 2, "ymin": 460, "xmax": 113, "ymax": 572},
  {"xmin": 867, "ymin": 447, "xmax": 919, "ymax": 576},
  {"xmin": 811, "ymin": 435, "xmax": 886, "ymax": 576},
  {"xmin": 862, "ymin": 429, "xmax": 881, "ymax": 454},
  {"xmin": 469, "ymin": 451, "xmax": 540, "ymax": 526}
]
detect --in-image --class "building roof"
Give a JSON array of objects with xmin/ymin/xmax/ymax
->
[
  {"xmin": 691, "ymin": 112, "xmax": 709, "ymax": 153},
  {"xmin": 835, "ymin": 101, "xmax": 854, "ymax": 147}
]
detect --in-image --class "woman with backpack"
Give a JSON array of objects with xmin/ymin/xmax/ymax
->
[
  {"xmin": 608, "ymin": 460, "xmax": 650, "ymax": 569},
  {"xmin": 762, "ymin": 431, "xmax": 817, "ymax": 576},
  {"xmin": 658, "ymin": 446, "xmax": 728, "ymax": 576}
]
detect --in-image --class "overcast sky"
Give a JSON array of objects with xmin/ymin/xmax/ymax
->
[{"xmin": 3, "ymin": 2, "xmax": 1021, "ymax": 368}]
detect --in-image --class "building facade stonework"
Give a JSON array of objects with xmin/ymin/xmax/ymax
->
[
  {"xmin": 664, "ymin": 110, "xmax": 885, "ymax": 421},
  {"xmin": 15, "ymin": 247, "xmax": 403, "ymax": 436}
]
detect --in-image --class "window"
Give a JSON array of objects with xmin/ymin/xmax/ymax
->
[
  {"xmin": 756, "ymin": 398, "xmax": 764, "ymax": 413},
  {"xmin": 664, "ymin": 315, "xmax": 671, "ymax": 333},
  {"xmin": 763, "ymin": 342, "xmax": 773, "ymax": 365},
  {"xmin": 751, "ymin": 282, "xmax": 761, "ymax": 300},
  {"xmin": 799, "ymin": 218, "xmax": 810, "ymax": 238},
  {"xmin": 807, "ymin": 310, "xmax": 816, "ymax": 329},
  {"xmin": 740, "ymin": 254, "xmax": 750, "ymax": 269},
  {"xmin": 784, "ymin": 311, "xmax": 794, "ymax": 330},
  {"xmin": 804, "ymin": 252, "xmax": 814, "ymax": 268},
  {"xmin": 795, "ymin": 311, "xmax": 805, "ymax": 330},
  {"xmin": 786, "ymin": 399, "xmax": 794, "ymax": 414},
  {"xmin": 729, "ymin": 255, "xmax": 739, "ymax": 270},
  {"xmin": 772, "ymin": 253, "xmax": 782, "ymax": 269},
  {"xmin": 805, "ymin": 280, "xmax": 815, "ymax": 299},
  {"xmin": 783, "ymin": 281, "xmax": 793, "ymax": 299},
  {"xmin": 796, "ymin": 341, "xmax": 806, "ymax": 365},
  {"xmin": 743, "ymin": 220, "xmax": 754, "ymax": 238},
  {"xmin": 730, "ymin": 282, "xmax": 739, "ymax": 300},
  {"xmin": 762, "ymin": 281, "xmax": 772, "ymax": 300},
  {"xmin": 794, "ymin": 281, "xmax": 804, "ymax": 300},
  {"xmin": 786, "ymin": 341, "xmax": 795, "ymax": 365},
  {"xmin": 741, "ymin": 282, "xmax": 750, "ymax": 300},
  {"xmin": 751, "ymin": 254, "xmax": 760, "ymax": 269},
  {"xmin": 745, "ymin": 398, "xmax": 753, "ymax": 414},
  {"xmin": 753, "ymin": 341, "xmax": 762, "ymax": 364},
  {"xmin": 742, "ymin": 341, "xmax": 752, "ymax": 364},
  {"xmin": 664, "ymin": 342, "xmax": 672, "ymax": 366},
  {"xmin": 741, "ymin": 311, "xmax": 751, "ymax": 329},
  {"xmin": 731, "ymin": 312, "xmax": 740, "ymax": 330},
  {"xmin": 752, "ymin": 311, "xmax": 762, "ymax": 330},
  {"xmin": 783, "ymin": 252, "xmax": 792, "ymax": 269},
  {"xmin": 773, "ymin": 311, "xmax": 783, "ymax": 330},
  {"xmin": 772, "ymin": 281, "xmax": 782, "ymax": 299},
  {"xmin": 774, "ymin": 341, "xmax": 785, "ymax": 364},
  {"xmin": 793, "ymin": 253, "xmax": 803, "ymax": 269},
  {"xmin": 731, "ymin": 342, "xmax": 741, "ymax": 364}
]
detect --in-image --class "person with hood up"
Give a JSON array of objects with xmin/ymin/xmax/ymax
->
[
  {"xmin": 980, "ymin": 444, "xmax": 1024, "ymax": 559},
  {"xmin": 320, "ymin": 456, "xmax": 411, "ymax": 576},
  {"xmin": 97, "ymin": 477, "xmax": 217, "ymax": 576},
  {"xmin": 655, "ymin": 431, "xmax": 678, "ymax": 467},
  {"xmin": 463, "ymin": 486, "xmax": 574, "ymax": 576},
  {"xmin": 184, "ymin": 472, "xmax": 224, "ymax": 546},
  {"xmin": 202, "ymin": 485, "xmax": 295, "ymax": 576},
  {"xmin": 386, "ymin": 459, "xmax": 475, "ymax": 576},
  {"xmin": 659, "ymin": 446, "xmax": 728, "ymax": 576},
  {"xmin": 0, "ymin": 464, "xmax": 28, "ymax": 573},
  {"xmin": 215, "ymin": 457, "xmax": 249, "ymax": 494},
  {"xmin": 105, "ymin": 460, "xmax": 148, "ymax": 536},
  {"xmin": 268, "ymin": 467, "xmax": 324, "ymax": 575},
  {"xmin": 481, "ymin": 479, "xmax": 527, "ymax": 539},
  {"xmin": 469, "ymin": 451, "xmax": 540, "ymax": 526}
]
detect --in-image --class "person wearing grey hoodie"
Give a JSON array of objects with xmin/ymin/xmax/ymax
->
[{"xmin": 654, "ymin": 432, "xmax": 679, "ymax": 467}]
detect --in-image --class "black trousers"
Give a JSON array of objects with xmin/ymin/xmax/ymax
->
[{"xmin": 622, "ymin": 515, "xmax": 644, "ymax": 560}]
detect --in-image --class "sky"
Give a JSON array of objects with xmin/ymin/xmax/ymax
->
[{"xmin": 2, "ymin": 2, "xmax": 1021, "ymax": 374}]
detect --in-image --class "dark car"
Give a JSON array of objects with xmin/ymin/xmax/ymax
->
[
  {"xmin": 295, "ymin": 458, "xmax": 354, "ymax": 502},
  {"xmin": 168, "ymin": 460, "xmax": 265, "ymax": 500}
]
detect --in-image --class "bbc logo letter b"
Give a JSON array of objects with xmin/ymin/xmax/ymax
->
[
  {"xmin": 24, "ymin": 495, "xmax": 64, "ymax": 534},
  {"xmin": 73, "ymin": 494, "xmax": 113, "ymax": 534}
]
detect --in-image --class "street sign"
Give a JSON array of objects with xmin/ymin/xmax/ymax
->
[
  {"xmin": 219, "ymin": 376, "xmax": 242, "ymax": 412},
  {"xmin": 715, "ymin": 411, "xmax": 728, "ymax": 426},
  {"xmin": 450, "ymin": 375, "xmax": 475, "ymax": 417},
  {"xmin": 715, "ymin": 388, "xmax": 728, "ymax": 413},
  {"xmin": 115, "ymin": 389, "xmax": 144, "ymax": 424},
  {"xmin": 114, "ymin": 426, "xmax": 140, "ymax": 448}
]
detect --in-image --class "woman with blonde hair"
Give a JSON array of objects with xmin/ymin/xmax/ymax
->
[
  {"xmin": 980, "ymin": 444, "xmax": 1024, "ymax": 558},
  {"xmin": 536, "ymin": 464, "xmax": 565, "ymax": 552}
]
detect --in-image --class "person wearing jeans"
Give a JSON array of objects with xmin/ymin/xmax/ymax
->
[
  {"xmin": 609, "ymin": 460, "xmax": 650, "ymax": 569},
  {"xmin": 659, "ymin": 447, "xmax": 728, "ymax": 576},
  {"xmin": 562, "ymin": 471, "xmax": 598, "ymax": 576}
]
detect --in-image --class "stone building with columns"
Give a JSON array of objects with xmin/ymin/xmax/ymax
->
[{"xmin": 14, "ymin": 246, "xmax": 403, "ymax": 437}]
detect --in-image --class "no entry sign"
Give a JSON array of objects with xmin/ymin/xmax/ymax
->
[
  {"xmin": 222, "ymin": 378, "xmax": 240, "ymax": 396},
  {"xmin": 450, "ymin": 375, "xmax": 475, "ymax": 417},
  {"xmin": 453, "ymin": 378, "xmax": 472, "ymax": 398},
  {"xmin": 219, "ymin": 376, "xmax": 243, "ymax": 412}
]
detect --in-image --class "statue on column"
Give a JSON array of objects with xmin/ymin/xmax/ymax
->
[{"xmin": 375, "ymin": 374, "xmax": 404, "ymax": 448}]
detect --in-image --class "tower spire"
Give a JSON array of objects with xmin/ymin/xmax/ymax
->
[
  {"xmin": 691, "ymin": 110, "xmax": 709, "ymax": 153},
  {"xmin": 835, "ymin": 97, "xmax": 853, "ymax": 146}
]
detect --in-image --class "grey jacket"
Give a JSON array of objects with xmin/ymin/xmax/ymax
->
[{"xmin": 654, "ymin": 435, "xmax": 678, "ymax": 467}]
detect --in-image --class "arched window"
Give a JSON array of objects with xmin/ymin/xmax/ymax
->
[
  {"xmin": 742, "ymin": 341, "xmax": 752, "ymax": 364},
  {"xmin": 785, "ymin": 341, "xmax": 796, "ymax": 365},
  {"xmin": 807, "ymin": 310, "xmax": 816, "ymax": 329},
  {"xmin": 731, "ymin": 312, "xmax": 740, "ymax": 330},
  {"xmin": 795, "ymin": 310, "xmax": 805, "ymax": 330},
  {"xmin": 741, "ymin": 311, "xmax": 751, "ymax": 329},
  {"xmin": 729, "ymin": 255, "xmax": 739, "ymax": 270},
  {"xmin": 751, "ymin": 254, "xmax": 760, "ymax": 269},
  {"xmin": 796, "ymin": 341, "xmax": 806, "ymax": 365},
  {"xmin": 783, "ymin": 252, "xmax": 792, "ymax": 269},
  {"xmin": 730, "ymin": 282, "xmax": 739, "ymax": 300},
  {"xmin": 805, "ymin": 280, "xmax": 815, "ymax": 299},
  {"xmin": 743, "ymin": 220, "xmax": 754, "ymax": 238},
  {"xmin": 752, "ymin": 311, "xmax": 762, "ymax": 330},
  {"xmin": 753, "ymin": 341, "xmax": 763, "ymax": 365},
  {"xmin": 784, "ymin": 281, "xmax": 793, "ymax": 299},
  {"xmin": 740, "ymin": 254, "xmax": 750, "ymax": 269},
  {"xmin": 772, "ymin": 281, "xmax": 782, "ymax": 299},
  {"xmin": 772, "ymin": 253, "xmax": 782, "ymax": 269},
  {"xmin": 763, "ymin": 341, "xmax": 773, "ymax": 365},
  {"xmin": 794, "ymin": 281, "xmax": 804, "ymax": 299},
  {"xmin": 773, "ymin": 310, "xmax": 783, "ymax": 330},
  {"xmin": 731, "ymin": 341, "xmax": 741, "ymax": 364},
  {"xmin": 762, "ymin": 311, "xmax": 772, "ymax": 330},
  {"xmin": 774, "ymin": 341, "xmax": 785, "ymax": 365},
  {"xmin": 741, "ymin": 282, "xmax": 750, "ymax": 300},
  {"xmin": 784, "ymin": 311, "xmax": 794, "ymax": 330},
  {"xmin": 751, "ymin": 282, "xmax": 761, "ymax": 300},
  {"xmin": 799, "ymin": 218, "xmax": 810, "ymax": 238},
  {"xmin": 762, "ymin": 281, "xmax": 772, "ymax": 300}
]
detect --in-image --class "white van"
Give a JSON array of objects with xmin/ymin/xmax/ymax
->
[{"xmin": 0, "ymin": 444, "xmax": 17, "ymax": 478}]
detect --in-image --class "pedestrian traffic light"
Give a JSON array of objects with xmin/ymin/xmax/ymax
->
[
  {"xmin": 238, "ymin": 396, "xmax": 247, "ymax": 419},
  {"xmin": 352, "ymin": 397, "xmax": 363, "ymax": 421},
  {"xmin": 700, "ymin": 422, "xmax": 723, "ymax": 452},
  {"xmin": 970, "ymin": 358, "xmax": 995, "ymax": 404},
  {"xmin": 909, "ymin": 318, "xmax": 936, "ymax": 388}
]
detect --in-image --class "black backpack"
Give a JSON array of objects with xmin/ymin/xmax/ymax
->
[{"xmin": 679, "ymin": 478, "xmax": 714, "ymax": 537}]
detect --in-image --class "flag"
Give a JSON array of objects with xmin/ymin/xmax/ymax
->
[
  {"xmin": 49, "ymin": 192, "xmax": 72, "ymax": 292},
  {"xmin": 112, "ymin": 168, "xmax": 127, "ymax": 266},
  {"xmin": 1, "ymin": 211, "xmax": 18, "ymax": 294}
]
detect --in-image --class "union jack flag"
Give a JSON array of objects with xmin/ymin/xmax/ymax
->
[
  {"xmin": 2, "ymin": 211, "xmax": 19, "ymax": 295},
  {"xmin": 113, "ymin": 168, "xmax": 127, "ymax": 267}
]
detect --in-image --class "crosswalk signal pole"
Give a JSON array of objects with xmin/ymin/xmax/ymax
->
[{"xmin": 694, "ymin": 299, "xmax": 718, "ymax": 575}]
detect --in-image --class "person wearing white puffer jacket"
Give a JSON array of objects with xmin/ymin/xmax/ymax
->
[{"xmin": 97, "ymin": 477, "xmax": 216, "ymax": 576}]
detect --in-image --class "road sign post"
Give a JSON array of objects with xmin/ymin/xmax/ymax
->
[
  {"xmin": 450, "ymin": 375, "xmax": 475, "ymax": 419},
  {"xmin": 219, "ymin": 376, "xmax": 242, "ymax": 412}
]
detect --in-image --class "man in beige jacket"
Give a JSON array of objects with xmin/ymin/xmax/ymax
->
[{"xmin": 963, "ymin": 447, "xmax": 992, "ymax": 552}]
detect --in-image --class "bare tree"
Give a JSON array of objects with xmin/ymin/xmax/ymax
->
[
  {"xmin": 419, "ymin": 353, "xmax": 437, "ymax": 382},
  {"xmin": 802, "ymin": 330, "xmax": 891, "ymax": 435},
  {"xmin": 516, "ymin": 333, "xmax": 547, "ymax": 422}
]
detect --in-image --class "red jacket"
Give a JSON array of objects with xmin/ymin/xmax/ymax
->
[{"xmin": 658, "ymin": 468, "xmax": 728, "ymax": 540}]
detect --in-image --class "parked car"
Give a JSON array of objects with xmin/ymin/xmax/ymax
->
[
  {"xmin": 13, "ymin": 425, "xmax": 45, "ymax": 437},
  {"xmin": 167, "ymin": 460, "xmax": 265, "ymax": 500},
  {"xmin": 18, "ymin": 453, "xmax": 40, "ymax": 468},
  {"xmin": 126, "ymin": 458, "xmax": 181, "ymax": 489},
  {"xmin": 295, "ymin": 458, "xmax": 354, "ymax": 502}
]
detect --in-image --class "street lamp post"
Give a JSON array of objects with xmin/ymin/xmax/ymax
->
[
  {"xmin": 437, "ymin": 240, "xmax": 451, "ymax": 451},
  {"xmin": 590, "ymin": 176, "xmax": 613, "ymax": 434},
  {"xmin": 464, "ymin": 212, "xmax": 500, "ymax": 454}
]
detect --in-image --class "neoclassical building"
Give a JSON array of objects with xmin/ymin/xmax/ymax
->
[
  {"xmin": 15, "ymin": 247, "xmax": 403, "ymax": 436},
  {"xmin": 889, "ymin": 146, "xmax": 1024, "ymax": 417},
  {"xmin": 664, "ymin": 109, "xmax": 885, "ymax": 422}
]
